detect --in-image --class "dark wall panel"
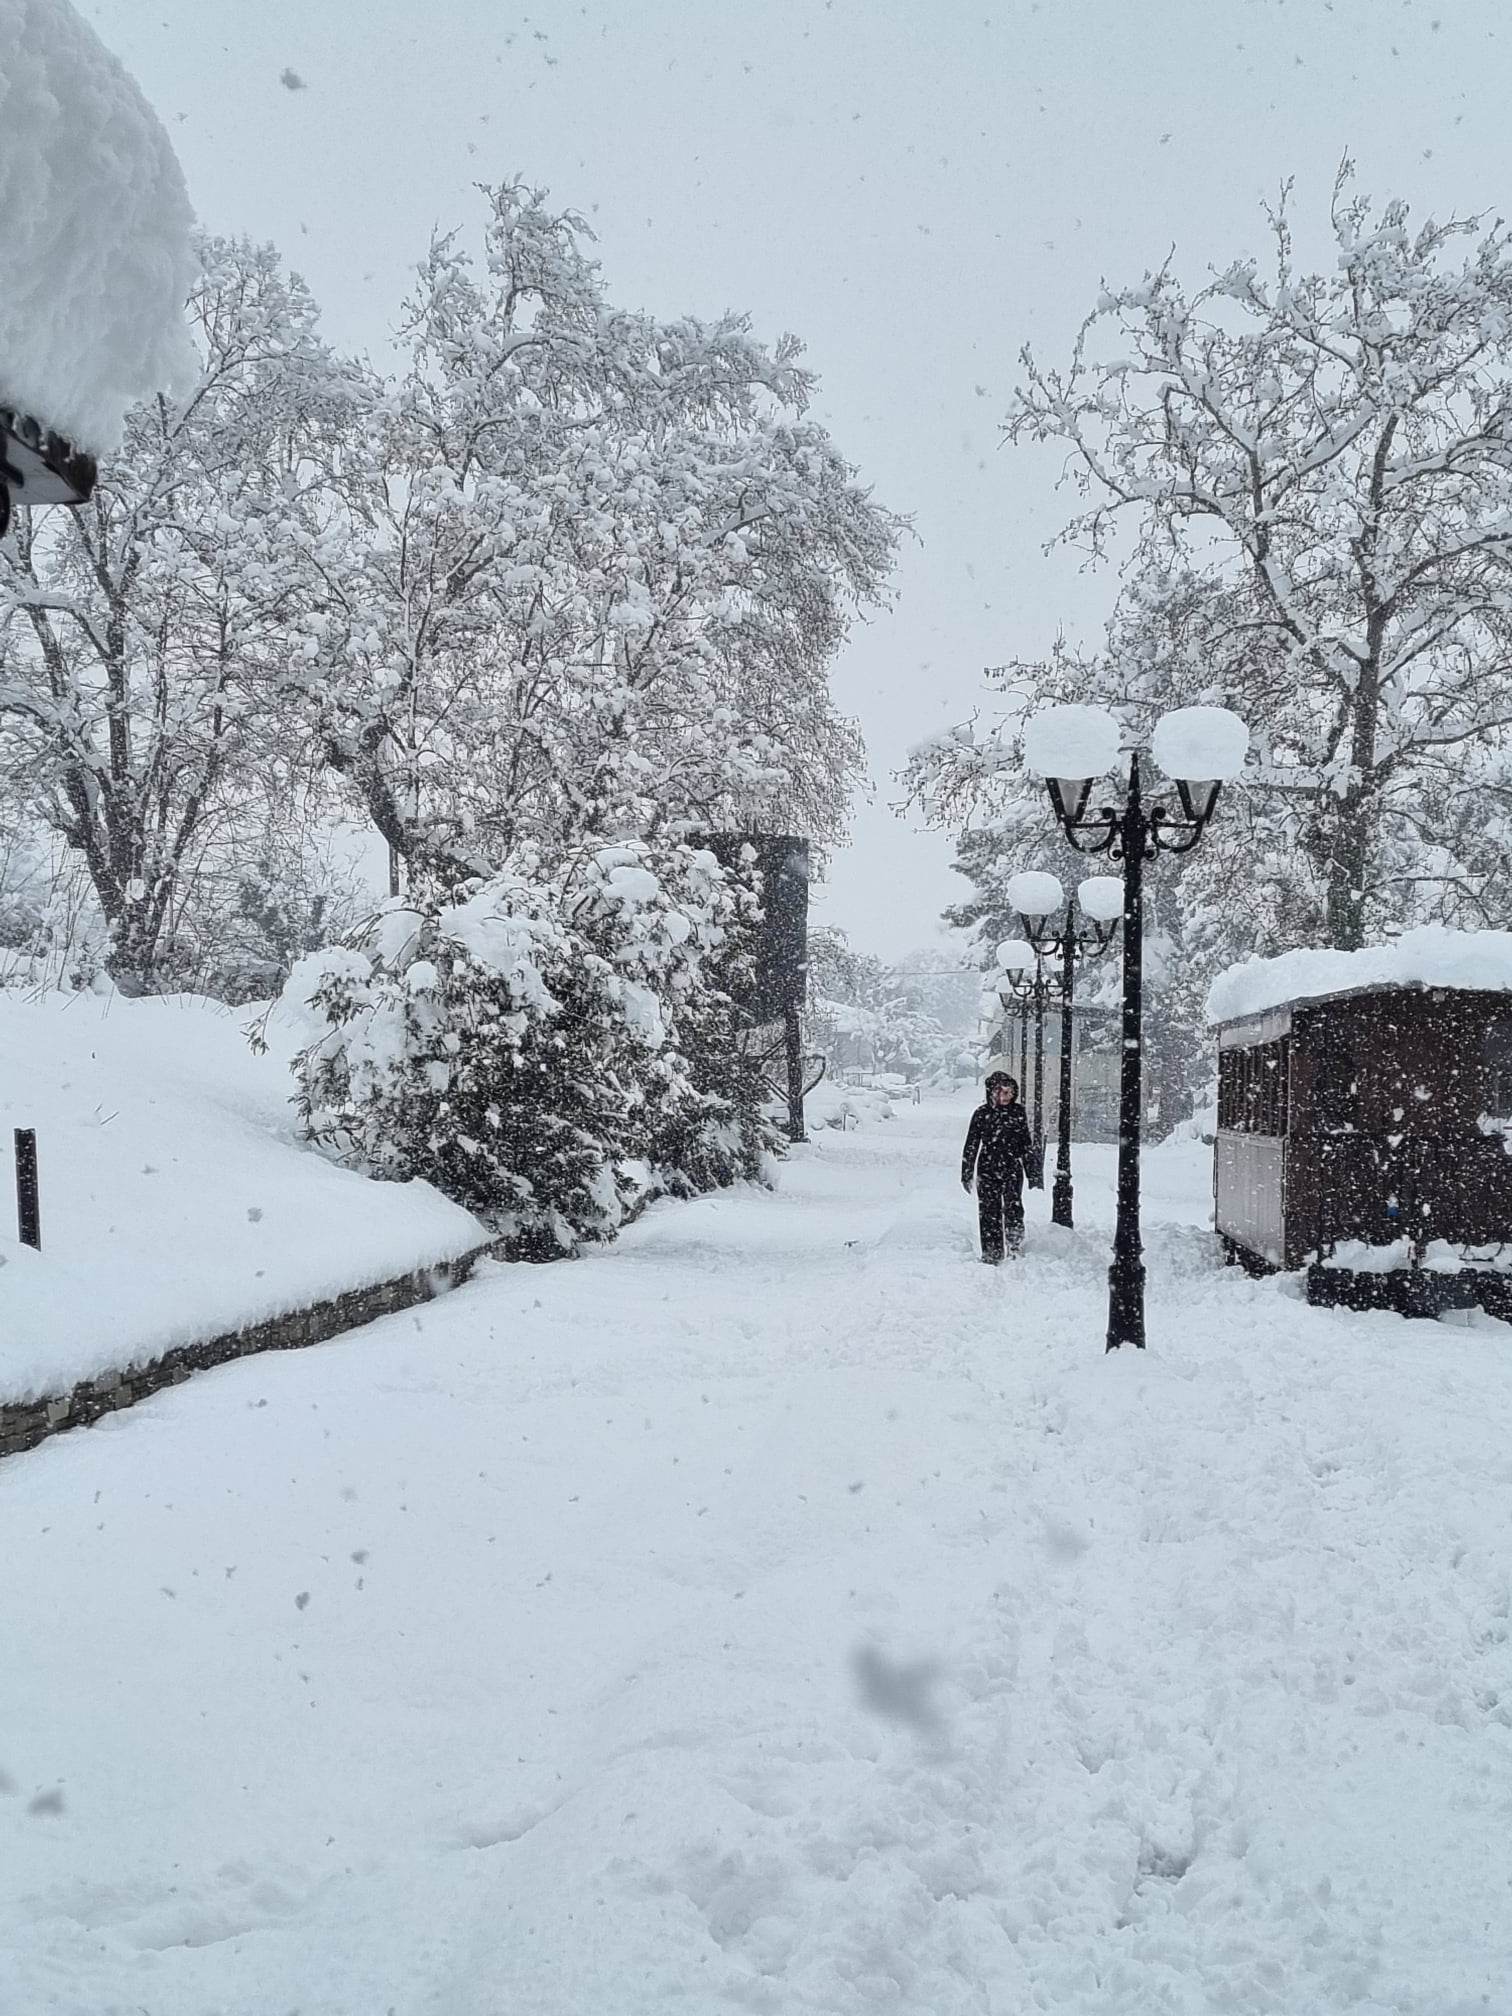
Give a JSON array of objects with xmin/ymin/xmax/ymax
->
[{"xmin": 705, "ymin": 834, "xmax": 810, "ymax": 1026}]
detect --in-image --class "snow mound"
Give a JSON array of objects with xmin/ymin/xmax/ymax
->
[
  {"xmin": 0, "ymin": 993, "xmax": 485, "ymax": 1402},
  {"xmin": 995, "ymin": 939, "xmax": 1035, "ymax": 975},
  {"xmin": 0, "ymin": 0, "xmax": 195, "ymax": 450},
  {"xmin": 1207, "ymin": 925, "xmax": 1512, "ymax": 1026},
  {"xmin": 806, "ymin": 1080, "xmax": 895, "ymax": 1130}
]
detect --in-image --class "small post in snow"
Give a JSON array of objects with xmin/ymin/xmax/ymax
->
[
  {"xmin": 784, "ymin": 998, "xmax": 807, "ymax": 1143},
  {"xmin": 14, "ymin": 1128, "xmax": 40, "ymax": 1250}
]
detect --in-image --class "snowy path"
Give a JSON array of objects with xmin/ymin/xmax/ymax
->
[{"xmin": 4, "ymin": 1095, "xmax": 1512, "ymax": 2014}]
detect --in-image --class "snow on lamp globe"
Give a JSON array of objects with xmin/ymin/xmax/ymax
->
[
  {"xmin": 1021, "ymin": 704, "xmax": 1121, "ymax": 827},
  {"xmin": 1151, "ymin": 706, "xmax": 1250, "ymax": 824}
]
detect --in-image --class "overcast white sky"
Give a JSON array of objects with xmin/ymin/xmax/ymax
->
[{"xmin": 86, "ymin": 0, "xmax": 1508, "ymax": 958}]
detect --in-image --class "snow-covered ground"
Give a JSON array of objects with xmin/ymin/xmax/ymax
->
[
  {"xmin": 0, "ymin": 994, "xmax": 484, "ymax": 1400},
  {"xmin": 3, "ymin": 1093, "xmax": 1511, "ymax": 2013}
]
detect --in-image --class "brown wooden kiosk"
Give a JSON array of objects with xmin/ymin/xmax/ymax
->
[{"xmin": 1209, "ymin": 932, "xmax": 1512, "ymax": 1318}]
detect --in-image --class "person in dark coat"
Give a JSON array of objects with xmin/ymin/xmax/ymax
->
[{"xmin": 961, "ymin": 1071, "xmax": 1038, "ymax": 1263}]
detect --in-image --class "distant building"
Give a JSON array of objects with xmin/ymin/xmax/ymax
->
[{"xmin": 988, "ymin": 1002, "xmax": 1119, "ymax": 1140}]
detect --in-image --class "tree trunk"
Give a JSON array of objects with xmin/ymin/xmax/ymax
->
[
  {"xmin": 104, "ymin": 902, "xmax": 162, "ymax": 996},
  {"xmin": 1323, "ymin": 659, "xmax": 1384, "ymax": 952},
  {"xmin": 1323, "ymin": 792, "xmax": 1372, "ymax": 951}
]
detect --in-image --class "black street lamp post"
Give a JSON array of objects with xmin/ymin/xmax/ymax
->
[
  {"xmin": 995, "ymin": 938, "xmax": 1060, "ymax": 1187},
  {"xmin": 1011, "ymin": 880, "xmax": 1121, "ymax": 1229},
  {"xmin": 1032, "ymin": 955, "xmax": 1047, "ymax": 1162},
  {"xmin": 1054, "ymin": 936, "xmax": 1077, "ymax": 1226},
  {"xmin": 995, "ymin": 947, "xmax": 1056, "ymax": 1137},
  {"xmin": 1024, "ymin": 705, "xmax": 1248, "ymax": 1352}
]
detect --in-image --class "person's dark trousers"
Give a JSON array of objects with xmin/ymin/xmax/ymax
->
[{"xmin": 978, "ymin": 1172, "xmax": 1025, "ymax": 1262}]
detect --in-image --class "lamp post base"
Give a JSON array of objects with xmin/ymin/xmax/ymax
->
[
  {"xmin": 1051, "ymin": 1172, "xmax": 1073, "ymax": 1228},
  {"xmin": 1105, "ymin": 1258, "xmax": 1146, "ymax": 1351}
]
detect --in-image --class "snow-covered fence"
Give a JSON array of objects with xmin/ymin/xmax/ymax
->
[{"xmin": 0, "ymin": 1244, "xmax": 486, "ymax": 1462}]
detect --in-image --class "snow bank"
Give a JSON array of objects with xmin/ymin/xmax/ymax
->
[
  {"xmin": 1207, "ymin": 924, "xmax": 1512, "ymax": 1026},
  {"xmin": 0, "ymin": 0, "xmax": 195, "ymax": 450},
  {"xmin": 0, "ymin": 993, "xmax": 485, "ymax": 1402},
  {"xmin": 1320, "ymin": 1236, "xmax": 1512, "ymax": 1277}
]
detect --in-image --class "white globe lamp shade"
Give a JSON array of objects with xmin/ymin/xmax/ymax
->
[
  {"xmin": 1005, "ymin": 869, "xmax": 1064, "ymax": 919},
  {"xmin": 1023, "ymin": 705, "xmax": 1121, "ymax": 824},
  {"xmin": 1076, "ymin": 875, "xmax": 1124, "ymax": 924},
  {"xmin": 1151, "ymin": 706, "xmax": 1248, "ymax": 822},
  {"xmin": 995, "ymin": 939, "xmax": 1035, "ymax": 974}
]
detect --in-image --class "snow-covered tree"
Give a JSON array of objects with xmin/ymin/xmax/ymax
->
[
  {"xmin": 806, "ymin": 926, "xmax": 956, "ymax": 1082},
  {"xmin": 1005, "ymin": 164, "xmax": 1512, "ymax": 950},
  {"xmin": 293, "ymin": 182, "xmax": 897, "ymax": 879},
  {"xmin": 886, "ymin": 946, "xmax": 982, "ymax": 1039},
  {"xmin": 0, "ymin": 235, "xmax": 349, "ymax": 993}
]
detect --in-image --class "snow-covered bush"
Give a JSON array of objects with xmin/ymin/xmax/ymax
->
[
  {"xmin": 284, "ymin": 870, "xmax": 629, "ymax": 1258},
  {"xmin": 282, "ymin": 843, "xmax": 778, "ymax": 1257},
  {"xmin": 806, "ymin": 1081, "xmax": 894, "ymax": 1130}
]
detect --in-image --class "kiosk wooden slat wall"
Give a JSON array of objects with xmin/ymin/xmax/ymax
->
[{"xmin": 1213, "ymin": 981, "xmax": 1512, "ymax": 1308}]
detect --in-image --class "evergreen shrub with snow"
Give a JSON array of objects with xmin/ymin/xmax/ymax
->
[{"xmin": 281, "ymin": 843, "xmax": 779, "ymax": 1257}]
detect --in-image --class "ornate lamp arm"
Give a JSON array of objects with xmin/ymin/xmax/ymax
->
[
  {"xmin": 1149, "ymin": 792, "xmax": 1223, "ymax": 857},
  {"xmin": 1053, "ymin": 805, "xmax": 1120, "ymax": 857}
]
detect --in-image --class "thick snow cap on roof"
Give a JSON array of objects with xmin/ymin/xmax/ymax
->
[
  {"xmin": 1207, "ymin": 925, "xmax": 1512, "ymax": 1027},
  {"xmin": 0, "ymin": 0, "xmax": 195, "ymax": 452}
]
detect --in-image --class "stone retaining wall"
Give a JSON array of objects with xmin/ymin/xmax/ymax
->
[{"xmin": 0, "ymin": 1246, "xmax": 488, "ymax": 1461}]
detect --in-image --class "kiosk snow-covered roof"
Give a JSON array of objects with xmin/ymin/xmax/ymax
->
[
  {"xmin": 0, "ymin": 0, "xmax": 194, "ymax": 454},
  {"xmin": 1206, "ymin": 926, "xmax": 1512, "ymax": 1029}
]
